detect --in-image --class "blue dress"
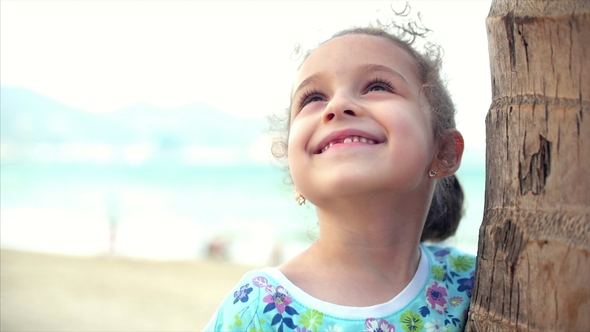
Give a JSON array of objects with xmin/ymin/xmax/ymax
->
[{"xmin": 204, "ymin": 245, "xmax": 475, "ymax": 332}]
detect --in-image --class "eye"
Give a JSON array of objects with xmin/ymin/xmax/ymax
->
[
  {"xmin": 365, "ymin": 77, "xmax": 394, "ymax": 93},
  {"xmin": 369, "ymin": 85, "xmax": 387, "ymax": 92},
  {"xmin": 297, "ymin": 89, "xmax": 325, "ymax": 109}
]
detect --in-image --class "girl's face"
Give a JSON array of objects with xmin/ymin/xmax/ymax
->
[{"xmin": 288, "ymin": 34, "xmax": 439, "ymax": 204}]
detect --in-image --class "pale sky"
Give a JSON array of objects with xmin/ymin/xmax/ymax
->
[{"xmin": 1, "ymin": 0, "xmax": 492, "ymax": 151}]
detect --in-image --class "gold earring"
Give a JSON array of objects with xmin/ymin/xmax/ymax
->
[
  {"xmin": 428, "ymin": 170, "xmax": 438, "ymax": 178},
  {"xmin": 295, "ymin": 192, "xmax": 306, "ymax": 205}
]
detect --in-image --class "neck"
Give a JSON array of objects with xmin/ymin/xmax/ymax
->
[
  {"xmin": 313, "ymin": 189, "xmax": 428, "ymax": 278},
  {"xmin": 278, "ymin": 189, "xmax": 432, "ymax": 306}
]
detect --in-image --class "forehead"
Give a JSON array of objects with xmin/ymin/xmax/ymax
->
[{"xmin": 294, "ymin": 34, "xmax": 420, "ymax": 90}]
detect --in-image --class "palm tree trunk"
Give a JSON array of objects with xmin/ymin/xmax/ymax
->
[{"xmin": 466, "ymin": 0, "xmax": 590, "ymax": 330}]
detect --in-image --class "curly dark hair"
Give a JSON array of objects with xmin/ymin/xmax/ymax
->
[{"xmin": 268, "ymin": 22, "xmax": 464, "ymax": 242}]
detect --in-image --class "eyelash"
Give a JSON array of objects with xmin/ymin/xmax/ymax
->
[
  {"xmin": 365, "ymin": 77, "xmax": 394, "ymax": 93},
  {"xmin": 297, "ymin": 89, "xmax": 324, "ymax": 110},
  {"xmin": 296, "ymin": 77, "xmax": 395, "ymax": 110}
]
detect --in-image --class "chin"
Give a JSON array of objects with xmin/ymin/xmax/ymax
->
[
  {"xmin": 312, "ymin": 174, "xmax": 387, "ymax": 199},
  {"xmin": 309, "ymin": 172, "xmax": 426, "ymax": 203}
]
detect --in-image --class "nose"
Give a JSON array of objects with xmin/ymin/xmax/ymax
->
[{"xmin": 322, "ymin": 92, "xmax": 361, "ymax": 122}]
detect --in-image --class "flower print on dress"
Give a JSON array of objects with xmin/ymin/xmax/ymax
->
[
  {"xmin": 431, "ymin": 265, "xmax": 445, "ymax": 281},
  {"xmin": 425, "ymin": 281, "xmax": 448, "ymax": 314},
  {"xmin": 230, "ymin": 282, "xmax": 268, "ymax": 331},
  {"xmin": 431, "ymin": 249, "xmax": 459, "ymax": 283},
  {"xmin": 233, "ymin": 283, "xmax": 254, "ymax": 304},
  {"xmin": 400, "ymin": 310, "xmax": 423, "ymax": 331},
  {"xmin": 449, "ymin": 296, "xmax": 463, "ymax": 307},
  {"xmin": 424, "ymin": 319, "xmax": 447, "ymax": 332},
  {"xmin": 298, "ymin": 309, "xmax": 324, "ymax": 332},
  {"xmin": 365, "ymin": 318, "xmax": 395, "ymax": 332},
  {"xmin": 433, "ymin": 249, "xmax": 451, "ymax": 261},
  {"xmin": 457, "ymin": 271, "xmax": 474, "ymax": 298},
  {"xmin": 263, "ymin": 285, "xmax": 293, "ymax": 314},
  {"xmin": 449, "ymin": 255, "xmax": 475, "ymax": 273},
  {"xmin": 253, "ymin": 276, "xmax": 299, "ymax": 331}
]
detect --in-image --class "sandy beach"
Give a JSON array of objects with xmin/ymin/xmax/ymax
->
[{"xmin": 0, "ymin": 249, "xmax": 254, "ymax": 331}]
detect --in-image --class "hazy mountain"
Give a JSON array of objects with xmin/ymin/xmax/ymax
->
[{"xmin": 0, "ymin": 86, "xmax": 267, "ymax": 149}]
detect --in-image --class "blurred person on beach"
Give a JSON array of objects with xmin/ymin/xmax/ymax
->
[{"xmin": 204, "ymin": 12, "xmax": 476, "ymax": 332}]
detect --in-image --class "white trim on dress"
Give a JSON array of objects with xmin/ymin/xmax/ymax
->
[{"xmin": 260, "ymin": 245, "xmax": 429, "ymax": 319}]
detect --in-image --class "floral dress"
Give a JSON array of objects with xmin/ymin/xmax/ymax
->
[{"xmin": 204, "ymin": 245, "xmax": 475, "ymax": 332}]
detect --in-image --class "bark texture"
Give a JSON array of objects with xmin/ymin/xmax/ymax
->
[{"xmin": 466, "ymin": 0, "xmax": 590, "ymax": 331}]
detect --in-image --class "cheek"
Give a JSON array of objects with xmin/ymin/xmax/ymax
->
[
  {"xmin": 389, "ymin": 108, "xmax": 431, "ymax": 138},
  {"xmin": 389, "ymin": 113, "xmax": 436, "ymax": 166},
  {"xmin": 286, "ymin": 117, "xmax": 310, "ymax": 153},
  {"xmin": 286, "ymin": 120, "xmax": 308, "ymax": 186}
]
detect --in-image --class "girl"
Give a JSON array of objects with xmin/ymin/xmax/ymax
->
[{"xmin": 205, "ymin": 25, "xmax": 476, "ymax": 332}]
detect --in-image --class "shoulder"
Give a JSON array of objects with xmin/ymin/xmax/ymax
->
[
  {"xmin": 203, "ymin": 268, "xmax": 370, "ymax": 332},
  {"xmin": 422, "ymin": 244, "xmax": 476, "ymax": 294},
  {"xmin": 203, "ymin": 268, "xmax": 303, "ymax": 332},
  {"xmin": 403, "ymin": 244, "xmax": 476, "ymax": 330},
  {"xmin": 423, "ymin": 244, "xmax": 477, "ymax": 278}
]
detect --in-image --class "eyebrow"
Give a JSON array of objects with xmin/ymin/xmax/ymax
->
[
  {"xmin": 291, "ymin": 72, "xmax": 322, "ymax": 100},
  {"xmin": 356, "ymin": 63, "xmax": 409, "ymax": 84},
  {"xmin": 291, "ymin": 63, "xmax": 409, "ymax": 99}
]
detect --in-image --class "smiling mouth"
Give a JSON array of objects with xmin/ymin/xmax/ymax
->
[{"xmin": 318, "ymin": 135, "xmax": 378, "ymax": 154}]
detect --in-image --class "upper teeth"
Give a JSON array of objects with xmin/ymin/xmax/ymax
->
[{"xmin": 320, "ymin": 136, "xmax": 376, "ymax": 153}]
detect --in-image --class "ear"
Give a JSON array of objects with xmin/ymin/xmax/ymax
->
[{"xmin": 431, "ymin": 130, "xmax": 464, "ymax": 177}]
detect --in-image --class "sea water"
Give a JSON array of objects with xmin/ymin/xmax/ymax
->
[{"xmin": 0, "ymin": 160, "xmax": 483, "ymax": 265}]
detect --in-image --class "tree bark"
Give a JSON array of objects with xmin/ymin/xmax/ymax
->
[{"xmin": 466, "ymin": 0, "xmax": 590, "ymax": 331}]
